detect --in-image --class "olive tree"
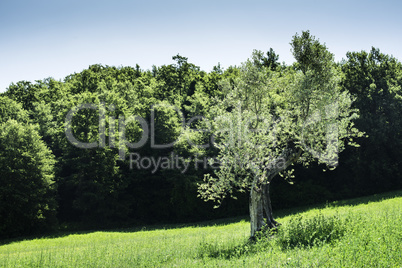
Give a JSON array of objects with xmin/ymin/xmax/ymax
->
[{"xmin": 198, "ymin": 31, "xmax": 362, "ymax": 238}]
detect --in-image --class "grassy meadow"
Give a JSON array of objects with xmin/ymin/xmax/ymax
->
[{"xmin": 0, "ymin": 191, "xmax": 401, "ymax": 267}]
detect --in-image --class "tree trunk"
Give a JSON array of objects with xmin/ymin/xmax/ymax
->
[
  {"xmin": 249, "ymin": 147, "xmax": 302, "ymax": 238},
  {"xmin": 249, "ymin": 185, "xmax": 264, "ymax": 238},
  {"xmin": 249, "ymin": 182, "xmax": 279, "ymax": 238},
  {"xmin": 262, "ymin": 183, "xmax": 279, "ymax": 228}
]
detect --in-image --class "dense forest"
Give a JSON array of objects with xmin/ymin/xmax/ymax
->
[{"xmin": 1, "ymin": 31, "xmax": 402, "ymax": 239}]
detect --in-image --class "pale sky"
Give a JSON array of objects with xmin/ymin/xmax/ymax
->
[{"xmin": 1, "ymin": 0, "xmax": 401, "ymax": 92}]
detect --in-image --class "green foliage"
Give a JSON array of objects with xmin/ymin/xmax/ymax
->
[
  {"xmin": 4, "ymin": 81, "xmax": 40, "ymax": 112},
  {"xmin": 56, "ymin": 91, "xmax": 136, "ymax": 224},
  {"xmin": 0, "ymin": 96, "xmax": 29, "ymax": 124},
  {"xmin": 252, "ymin": 48, "xmax": 280, "ymax": 70},
  {"xmin": 275, "ymin": 211, "xmax": 349, "ymax": 249},
  {"xmin": 153, "ymin": 54, "xmax": 201, "ymax": 105},
  {"xmin": 0, "ymin": 118, "xmax": 56, "ymax": 238},
  {"xmin": 199, "ymin": 32, "xmax": 361, "ymax": 206},
  {"xmin": 340, "ymin": 47, "xmax": 402, "ymax": 193},
  {"xmin": 291, "ymin": 30, "xmax": 334, "ymax": 75}
]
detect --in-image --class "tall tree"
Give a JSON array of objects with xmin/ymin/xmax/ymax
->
[
  {"xmin": 0, "ymin": 96, "xmax": 57, "ymax": 238},
  {"xmin": 291, "ymin": 30, "xmax": 333, "ymax": 75},
  {"xmin": 198, "ymin": 31, "xmax": 362, "ymax": 237},
  {"xmin": 252, "ymin": 48, "xmax": 280, "ymax": 70},
  {"xmin": 340, "ymin": 47, "xmax": 402, "ymax": 193}
]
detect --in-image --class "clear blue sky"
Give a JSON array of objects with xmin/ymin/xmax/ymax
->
[{"xmin": 1, "ymin": 0, "xmax": 401, "ymax": 92}]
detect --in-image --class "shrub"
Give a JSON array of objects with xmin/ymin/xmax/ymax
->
[{"xmin": 276, "ymin": 211, "xmax": 349, "ymax": 249}]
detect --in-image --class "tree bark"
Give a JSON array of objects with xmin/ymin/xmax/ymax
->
[
  {"xmin": 249, "ymin": 147, "xmax": 302, "ymax": 238},
  {"xmin": 262, "ymin": 183, "xmax": 279, "ymax": 228},
  {"xmin": 249, "ymin": 182, "xmax": 278, "ymax": 238},
  {"xmin": 249, "ymin": 184, "xmax": 264, "ymax": 238}
]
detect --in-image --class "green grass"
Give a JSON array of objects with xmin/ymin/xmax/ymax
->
[{"xmin": 1, "ymin": 191, "xmax": 401, "ymax": 267}]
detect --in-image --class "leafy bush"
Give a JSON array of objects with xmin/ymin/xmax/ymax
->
[
  {"xmin": 276, "ymin": 211, "xmax": 349, "ymax": 249},
  {"xmin": 197, "ymin": 210, "xmax": 351, "ymax": 259}
]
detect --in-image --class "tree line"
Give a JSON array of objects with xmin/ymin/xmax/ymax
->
[{"xmin": 1, "ymin": 31, "xmax": 401, "ymax": 239}]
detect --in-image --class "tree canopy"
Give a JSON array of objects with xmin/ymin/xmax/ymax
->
[
  {"xmin": 198, "ymin": 32, "xmax": 362, "ymax": 236},
  {"xmin": 0, "ymin": 96, "xmax": 56, "ymax": 238}
]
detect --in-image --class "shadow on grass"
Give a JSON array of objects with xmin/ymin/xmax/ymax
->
[
  {"xmin": 0, "ymin": 215, "xmax": 249, "ymax": 247},
  {"xmin": 198, "ymin": 238, "xmax": 268, "ymax": 259},
  {"xmin": 1, "ymin": 190, "xmax": 401, "ymax": 247}
]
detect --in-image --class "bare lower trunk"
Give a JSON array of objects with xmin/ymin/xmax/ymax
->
[
  {"xmin": 249, "ymin": 182, "xmax": 278, "ymax": 238},
  {"xmin": 262, "ymin": 183, "xmax": 279, "ymax": 228},
  {"xmin": 249, "ymin": 186, "xmax": 264, "ymax": 238},
  {"xmin": 249, "ymin": 147, "xmax": 302, "ymax": 238}
]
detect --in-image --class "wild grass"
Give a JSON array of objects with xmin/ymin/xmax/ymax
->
[{"xmin": 0, "ymin": 191, "xmax": 401, "ymax": 267}]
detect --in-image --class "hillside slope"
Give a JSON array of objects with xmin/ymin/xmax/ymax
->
[{"xmin": 1, "ymin": 191, "xmax": 401, "ymax": 267}]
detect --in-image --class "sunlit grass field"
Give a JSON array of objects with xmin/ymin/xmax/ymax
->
[{"xmin": 1, "ymin": 191, "xmax": 401, "ymax": 267}]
